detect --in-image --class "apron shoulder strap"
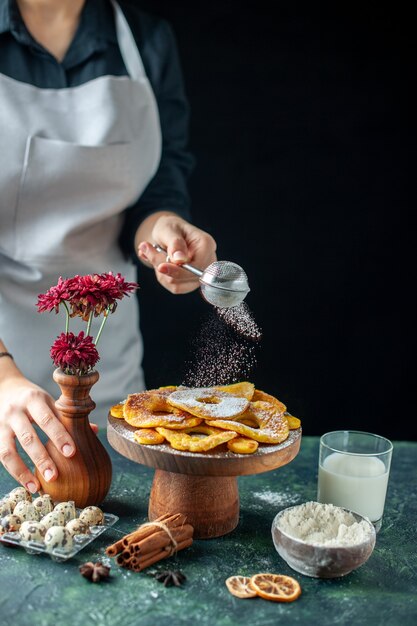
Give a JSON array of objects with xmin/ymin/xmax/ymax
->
[{"xmin": 111, "ymin": 0, "xmax": 146, "ymax": 81}]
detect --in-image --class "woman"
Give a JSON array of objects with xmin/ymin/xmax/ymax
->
[{"xmin": 0, "ymin": 0, "xmax": 217, "ymax": 493}]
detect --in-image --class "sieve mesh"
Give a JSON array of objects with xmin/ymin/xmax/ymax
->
[
  {"xmin": 152, "ymin": 243, "xmax": 250, "ymax": 308},
  {"xmin": 203, "ymin": 261, "xmax": 248, "ymax": 283}
]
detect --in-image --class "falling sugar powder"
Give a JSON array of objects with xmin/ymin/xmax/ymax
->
[
  {"xmin": 215, "ymin": 303, "xmax": 262, "ymax": 342},
  {"xmin": 182, "ymin": 303, "xmax": 262, "ymax": 387}
]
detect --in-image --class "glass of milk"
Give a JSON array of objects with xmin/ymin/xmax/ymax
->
[{"xmin": 317, "ymin": 430, "xmax": 393, "ymax": 531}]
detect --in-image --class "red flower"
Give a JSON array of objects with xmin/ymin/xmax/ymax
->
[
  {"xmin": 37, "ymin": 277, "xmax": 72, "ymax": 314},
  {"xmin": 50, "ymin": 332, "xmax": 100, "ymax": 375},
  {"xmin": 38, "ymin": 272, "xmax": 139, "ymax": 373},
  {"xmin": 67, "ymin": 272, "xmax": 139, "ymax": 320}
]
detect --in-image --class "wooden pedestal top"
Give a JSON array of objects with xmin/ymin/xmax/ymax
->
[{"xmin": 107, "ymin": 414, "xmax": 302, "ymax": 477}]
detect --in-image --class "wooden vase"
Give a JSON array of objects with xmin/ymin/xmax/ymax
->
[{"xmin": 35, "ymin": 368, "xmax": 112, "ymax": 507}]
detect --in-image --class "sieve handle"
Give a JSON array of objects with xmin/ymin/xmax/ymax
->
[{"xmin": 152, "ymin": 244, "xmax": 203, "ymax": 278}]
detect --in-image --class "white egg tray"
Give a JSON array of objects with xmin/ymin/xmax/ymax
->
[{"xmin": 0, "ymin": 511, "xmax": 119, "ymax": 562}]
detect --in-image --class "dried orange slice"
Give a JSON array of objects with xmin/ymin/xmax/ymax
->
[
  {"xmin": 225, "ymin": 575, "xmax": 257, "ymax": 599},
  {"xmin": 249, "ymin": 573, "xmax": 301, "ymax": 602}
]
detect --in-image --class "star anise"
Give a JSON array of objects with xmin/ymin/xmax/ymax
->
[
  {"xmin": 153, "ymin": 569, "xmax": 186, "ymax": 587},
  {"xmin": 79, "ymin": 561, "xmax": 111, "ymax": 583}
]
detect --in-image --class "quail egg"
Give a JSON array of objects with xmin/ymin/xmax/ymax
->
[
  {"xmin": 13, "ymin": 501, "xmax": 39, "ymax": 522},
  {"xmin": 32, "ymin": 494, "xmax": 54, "ymax": 517},
  {"xmin": 0, "ymin": 499, "xmax": 13, "ymax": 517},
  {"xmin": 8, "ymin": 487, "xmax": 32, "ymax": 507},
  {"xmin": 19, "ymin": 521, "xmax": 47, "ymax": 543},
  {"xmin": 41, "ymin": 509, "xmax": 66, "ymax": 529},
  {"xmin": 44, "ymin": 525, "xmax": 73, "ymax": 552},
  {"xmin": 0, "ymin": 514, "xmax": 23, "ymax": 533},
  {"xmin": 65, "ymin": 518, "xmax": 90, "ymax": 537},
  {"xmin": 79, "ymin": 506, "xmax": 104, "ymax": 527},
  {"xmin": 53, "ymin": 501, "xmax": 76, "ymax": 523}
]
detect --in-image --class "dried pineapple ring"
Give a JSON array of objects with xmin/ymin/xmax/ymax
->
[
  {"xmin": 252, "ymin": 389, "xmax": 287, "ymax": 414},
  {"xmin": 149, "ymin": 385, "xmax": 178, "ymax": 396},
  {"xmin": 133, "ymin": 429, "xmax": 165, "ymax": 445},
  {"xmin": 124, "ymin": 391, "xmax": 171, "ymax": 418},
  {"xmin": 285, "ymin": 413, "xmax": 301, "ymax": 430},
  {"xmin": 109, "ymin": 402, "xmax": 125, "ymax": 418},
  {"xmin": 210, "ymin": 400, "xmax": 289, "ymax": 444},
  {"xmin": 227, "ymin": 437, "xmax": 259, "ymax": 454},
  {"xmin": 167, "ymin": 388, "xmax": 249, "ymax": 420},
  {"xmin": 215, "ymin": 381, "xmax": 255, "ymax": 400},
  {"xmin": 123, "ymin": 391, "xmax": 201, "ymax": 429},
  {"xmin": 155, "ymin": 425, "xmax": 237, "ymax": 452},
  {"xmin": 126, "ymin": 411, "xmax": 202, "ymax": 429}
]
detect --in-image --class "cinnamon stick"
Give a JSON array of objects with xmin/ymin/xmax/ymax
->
[
  {"xmin": 105, "ymin": 513, "xmax": 183, "ymax": 556},
  {"xmin": 108, "ymin": 512, "xmax": 193, "ymax": 572},
  {"xmin": 129, "ymin": 524, "xmax": 193, "ymax": 555},
  {"xmin": 121, "ymin": 513, "xmax": 186, "ymax": 548},
  {"xmin": 106, "ymin": 538, "xmax": 125, "ymax": 557},
  {"xmin": 135, "ymin": 538, "xmax": 194, "ymax": 571}
]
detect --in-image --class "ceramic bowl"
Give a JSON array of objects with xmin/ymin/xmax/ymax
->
[{"xmin": 271, "ymin": 504, "xmax": 376, "ymax": 578}]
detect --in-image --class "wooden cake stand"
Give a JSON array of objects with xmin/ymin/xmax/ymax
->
[{"xmin": 107, "ymin": 415, "xmax": 302, "ymax": 539}]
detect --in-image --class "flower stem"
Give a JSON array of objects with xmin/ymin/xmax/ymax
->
[
  {"xmin": 86, "ymin": 311, "xmax": 93, "ymax": 337},
  {"xmin": 94, "ymin": 307, "xmax": 110, "ymax": 346},
  {"xmin": 63, "ymin": 301, "xmax": 70, "ymax": 335}
]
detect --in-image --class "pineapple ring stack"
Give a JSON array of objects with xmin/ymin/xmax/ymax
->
[{"xmin": 110, "ymin": 382, "xmax": 301, "ymax": 455}]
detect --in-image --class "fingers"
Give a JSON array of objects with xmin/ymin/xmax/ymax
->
[
  {"xmin": 12, "ymin": 411, "xmax": 58, "ymax": 484},
  {"xmin": 28, "ymin": 393, "xmax": 75, "ymax": 459},
  {"xmin": 137, "ymin": 241, "xmax": 168, "ymax": 267},
  {"xmin": 0, "ymin": 426, "xmax": 40, "ymax": 493},
  {"xmin": 90, "ymin": 423, "xmax": 99, "ymax": 435},
  {"xmin": 0, "ymin": 386, "xmax": 76, "ymax": 492},
  {"xmin": 137, "ymin": 215, "xmax": 218, "ymax": 295},
  {"xmin": 138, "ymin": 242, "xmax": 199, "ymax": 294}
]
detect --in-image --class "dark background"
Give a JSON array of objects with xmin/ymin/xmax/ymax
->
[{"xmin": 132, "ymin": 1, "xmax": 415, "ymax": 441}]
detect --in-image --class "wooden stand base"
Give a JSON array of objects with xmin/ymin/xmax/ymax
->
[
  {"xmin": 108, "ymin": 415, "xmax": 301, "ymax": 539},
  {"xmin": 148, "ymin": 470, "xmax": 239, "ymax": 539}
]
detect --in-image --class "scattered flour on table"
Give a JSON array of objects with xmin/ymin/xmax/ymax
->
[
  {"xmin": 253, "ymin": 490, "xmax": 301, "ymax": 508},
  {"xmin": 276, "ymin": 501, "xmax": 373, "ymax": 546}
]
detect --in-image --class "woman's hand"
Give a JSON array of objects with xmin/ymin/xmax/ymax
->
[
  {"xmin": 136, "ymin": 212, "xmax": 217, "ymax": 294},
  {"xmin": 0, "ymin": 370, "xmax": 76, "ymax": 494}
]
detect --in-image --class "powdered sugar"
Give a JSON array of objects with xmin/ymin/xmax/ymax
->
[
  {"xmin": 215, "ymin": 303, "xmax": 262, "ymax": 342},
  {"xmin": 182, "ymin": 306, "xmax": 260, "ymax": 387},
  {"xmin": 168, "ymin": 388, "xmax": 249, "ymax": 419}
]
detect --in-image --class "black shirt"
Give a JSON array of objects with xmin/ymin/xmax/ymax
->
[{"xmin": 0, "ymin": 0, "xmax": 193, "ymax": 257}]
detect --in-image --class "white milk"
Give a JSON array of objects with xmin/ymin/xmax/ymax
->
[{"xmin": 317, "ymin": 452, "xmax": 389, "ymax": 522}]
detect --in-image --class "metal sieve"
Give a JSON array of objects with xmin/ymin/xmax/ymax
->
[{"xmin": 152, "ymin": 244, "xmax": 250, "ymax": 308}]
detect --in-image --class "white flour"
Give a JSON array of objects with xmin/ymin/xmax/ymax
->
[{"xmin": 277, "ymin": 501, "xmax": 373, "ymax": 546}]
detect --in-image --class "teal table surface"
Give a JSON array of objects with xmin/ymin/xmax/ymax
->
[{"xmin": 0, "ymin": 435, "xmax": 416, "ymax": 626}]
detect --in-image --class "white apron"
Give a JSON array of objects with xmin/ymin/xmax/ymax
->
[{"xmin": 0, "ymin": 1, "xmax": 162, "ymax": 424}]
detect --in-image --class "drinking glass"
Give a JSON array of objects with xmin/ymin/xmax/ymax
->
[{"xmin": 317, "ymin": 430, "xmax": 393, "ymax": 532}]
